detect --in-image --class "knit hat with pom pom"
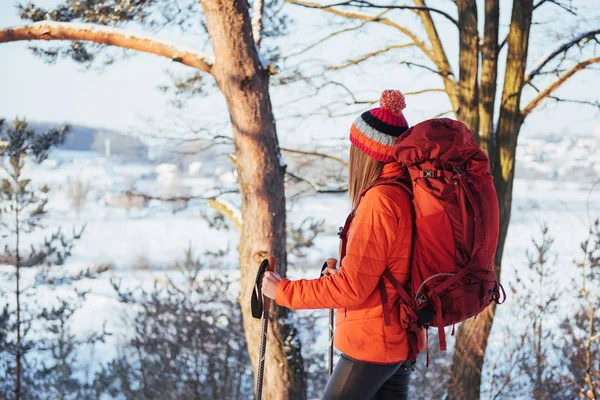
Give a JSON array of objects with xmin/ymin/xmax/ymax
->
[{"xmin": 350, "ymin": 89, "xmax": 409, "ymax": 163}]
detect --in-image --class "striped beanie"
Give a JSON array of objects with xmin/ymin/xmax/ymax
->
[{"xmin": 350, "ymin": 89, "xmax": 409, "ymax": 163}]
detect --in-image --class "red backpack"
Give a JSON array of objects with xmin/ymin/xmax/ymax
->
[{"xmin": 338, "ymin": 118, "xmax": 505, "ymax": 362}]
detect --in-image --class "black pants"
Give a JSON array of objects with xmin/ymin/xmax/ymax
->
[{"xmin": 322, "ymin": 354, "xmax": 412, "ymax": 400}]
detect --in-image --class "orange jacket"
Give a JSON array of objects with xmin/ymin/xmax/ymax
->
[{"xmin": 276, "ymin": 162, "xmax": 424, "ymax": 363}]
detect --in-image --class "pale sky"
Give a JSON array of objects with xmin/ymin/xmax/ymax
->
[{"xmin": 0, "ymin": 0, "xmax": 599, "ymax": 145}]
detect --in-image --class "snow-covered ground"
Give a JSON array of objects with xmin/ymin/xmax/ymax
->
[{"xmin": 2, "ymin": 148, "xmax": 600, "ymax": 398}]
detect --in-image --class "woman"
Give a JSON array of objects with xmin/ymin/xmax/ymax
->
[{"xmin": 262, "ymin": 89, "xmax": 423, "ymax": 399}]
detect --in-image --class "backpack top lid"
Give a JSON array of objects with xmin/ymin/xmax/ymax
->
[{"xmin": 393, "ymin": 118, "xmax": 491, "ymax": 176}]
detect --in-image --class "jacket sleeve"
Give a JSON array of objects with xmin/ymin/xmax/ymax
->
[{"xmin": 276, "ymin": 188, "xmax": 400, "ymax": 310}]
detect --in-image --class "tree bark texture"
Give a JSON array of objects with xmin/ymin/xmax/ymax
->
[
  {"xmin": 477, "ymin": 0, "xmax": 499, "ymax": 157},
  {"xmin": 448, "ymin": 1, "xmax": 533, "ymax": 399},
  {"xmin": 200, "ymin": 1, "xmax": 307, "ymax": 398},
  {"xmin": 455, "ymin": 0, "xmax": 479, "ymax": 134}
]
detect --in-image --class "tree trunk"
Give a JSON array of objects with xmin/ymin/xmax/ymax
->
[
  {"xmin": 477, "ymin": 0, "xmax": 499, "ymax": 157},
  {"xmin": 448, "ymin": 1, "xmax": 533, "ymax": 399},
  {"xmin": 200, "ymin": 1, "xmax": 307, "ymax": 399},
  {"xmin": 455, "ymin": 0, "xmax": 479, "ymax": 134}
]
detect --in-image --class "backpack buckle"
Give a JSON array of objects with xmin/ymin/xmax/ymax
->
[
  {"xmin": 423, "ymin": 170, "xmax": 434, "ymax": 178},
  {"xmin": 337, "ymin": 226, "xmax": 345, "ymax": 239}
]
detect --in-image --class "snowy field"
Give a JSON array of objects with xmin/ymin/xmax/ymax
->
[{"xmin": 2, "ymin": 149, "xmax": 600, "ymax": 398}]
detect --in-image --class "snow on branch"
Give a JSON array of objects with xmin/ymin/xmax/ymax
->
[
  {"xmin": 207, "ymin": 198, "xmax": 242, "ymax": 230},
  {"xmin": 525, "ymin": 28, "xmax": 600, "ymax": 84},
  {"xmin": 252, "ymin": 0, "xmax": 265, "ymax": 47},
  {"xmin": 521, "ymin": 56, "xmax": 600, "ymax": 118},
  {"xmin": 0, "ymin": 21, "xmax": 214, "ymax": 74}
]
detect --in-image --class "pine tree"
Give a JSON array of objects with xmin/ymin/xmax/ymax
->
[{"xmin": 0, "ymin": 119, "xmax": 107, "ymax": 400}]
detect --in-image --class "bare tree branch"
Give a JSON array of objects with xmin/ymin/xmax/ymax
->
[
  {"xmin": 545, "ymin": 96, "xmax": 600, "ymax": 108},
  {"xmin": 433, "ymin": 109, "xmax": 455, "ymax": 118},
  {"xmin": 284, "ymin": 0, "xmax": 436, "ymax": 61},
  {"xmin": 328, "ymin": 43, "xmax": 414, "ymax": 70},
  {"xmin": 286, "ymin": 170, "xmax": 348, "ymax": 193},
  {"xmin": 522, "ymin": 56, "xmax": 600, "ymax": 118},
  {"xmin": 126, "ymin": 189, "xmax": 239, "ymax": 204},
  {"xmin": 404, "ymin": 88, "xmax": 447, "ymax": 96},
  {"xmin": 322, "ymin": 0, "xmax": 459, "ymax": 26},
  {"xmin": 525, "ymin": 28, "xmax": 600, "ymax": 84},
  {"xmin": 400, "ymin": 60, "xmax": 445, "ymax": 75},
  {"xmin": 280, "ymin": 147, "xmax": 348, "ymax": 167},
  {"xmin": 0, "ymin": 21, "xmax": 214, "ymax": 74},
  {"xmin": 284, "ymin": 14, "xmax": 388, "ymax": 58},
  {"xmin": 413, "ymin": 0, "xmax": 459, "ymax": 110},
  {"xmin": 533, "ymin": 0, "xmax": 577, "ymax": 15}
]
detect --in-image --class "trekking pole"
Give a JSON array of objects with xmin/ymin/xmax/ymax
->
[
  {"xmin": 321, "ymin": 258, "xmax": 337, "ymax": 377},
  {"xmin": 251, "ymin": 257, "xmax": 276, "ymax": 400}
]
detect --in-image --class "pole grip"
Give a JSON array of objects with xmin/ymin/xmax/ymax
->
[{"xmin": 263, "ymin": 256, "xmax": 277, "ymax": 312}]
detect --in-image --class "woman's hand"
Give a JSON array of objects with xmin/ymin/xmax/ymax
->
[
  {"xmin": 321, "ymin": 258, "xmax": 339, "ymax": 277},
  {"xmin": 261, "ymin": 271, "xmax": 281, "ymax": 300},
  {"xmin": 321, "ymin": 266, "xmax": 339, "ymax": 277}
]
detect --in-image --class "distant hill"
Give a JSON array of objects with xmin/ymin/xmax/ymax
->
[{"xmin": 28, "ymin": 121, "xmax": 148, "ymax": 161}]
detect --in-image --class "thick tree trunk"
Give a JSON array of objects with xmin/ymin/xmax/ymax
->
[
  {"xmin": 200, "ymin": 1, "xmax": 307, "ymax": 399},
  {"xmin": 455, "ymin": 0, "xmax": 479, "ymax": 134},
  {"xmin": 448, "ymin": 1, "xmax": 533, "ymax": 399},
  {"xmin": 477, "ymin": 0, "xmax": 499, "ymax": 157}
]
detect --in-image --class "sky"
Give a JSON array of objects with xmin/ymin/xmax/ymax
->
[{"xmin": 0, "ymin": 0, "xmax": 599, "ymax": 144}]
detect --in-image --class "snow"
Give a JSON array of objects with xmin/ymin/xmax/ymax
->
[{"xmin": 2, "ymin": 144, "xmax": 599, "ymax": 397}]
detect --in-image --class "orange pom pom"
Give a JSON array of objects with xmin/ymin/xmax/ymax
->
[{"xmin": 379, "ymin": 89, "xmax": 406, "ymax": 116}]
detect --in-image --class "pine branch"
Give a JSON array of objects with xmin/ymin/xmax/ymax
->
[{"xmin": 0, "ymin": 21, "xmax": 214, "ymax": 74}]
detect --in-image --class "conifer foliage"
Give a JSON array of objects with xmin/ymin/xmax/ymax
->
[{"xmin": 0, "ymin": 119, "xmax": 108, "ymax": 400}]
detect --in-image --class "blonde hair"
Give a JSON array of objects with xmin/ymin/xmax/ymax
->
[{"xmin": 348, "ymin": 145, "xmax": 385, "ymax": 210}]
